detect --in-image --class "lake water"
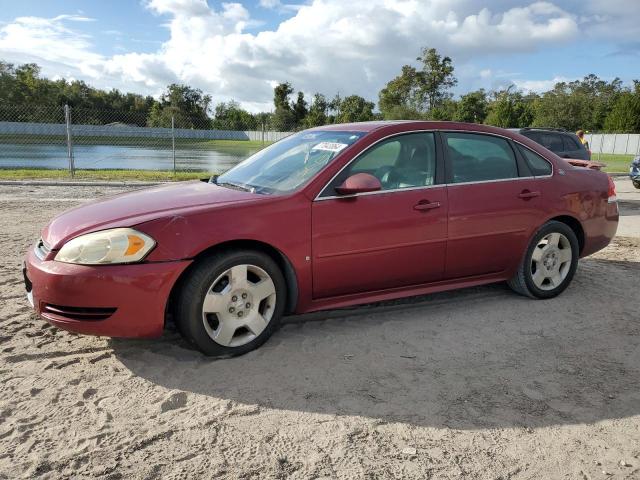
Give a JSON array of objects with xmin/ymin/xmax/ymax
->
[{"xmin": 0, "ymin": 143, "xmax": 260, "ymax": 172}]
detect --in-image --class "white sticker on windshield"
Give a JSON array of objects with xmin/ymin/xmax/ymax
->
[{"xmin": 312, "ymin": 142, "xmax": 349, "ymax": 153}]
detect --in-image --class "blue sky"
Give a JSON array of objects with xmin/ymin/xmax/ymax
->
[{"xmin": 0, "ymin": 1, "xmax": 638, "ymax": 111}]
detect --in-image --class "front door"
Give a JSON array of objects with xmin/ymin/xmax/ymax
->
[{"xmin": 312, "ymin": 132, "xmax": 448, "ymax": 298}]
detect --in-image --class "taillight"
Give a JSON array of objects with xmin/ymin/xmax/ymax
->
[{"xmin": 607, "ymin": 175, "xmax": 617, "ymax": 203}]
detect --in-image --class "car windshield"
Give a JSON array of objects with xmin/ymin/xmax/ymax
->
[{"xmin": 214, "ymin": 130, "xmax": 366, "ymax": 194}]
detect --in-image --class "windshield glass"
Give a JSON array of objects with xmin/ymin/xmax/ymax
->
[{"xmin": 215, "ymin": 130, "xmax": 366, "ymax": 194}]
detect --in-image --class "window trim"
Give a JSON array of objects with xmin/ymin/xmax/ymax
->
[
  {"xmin": 316, "ymin": 130, "xmax": 443, "ymax": 200},
  {"xmin": 314, "ymin": 129, "xmax": 554, "ymax": 201},
  {"xmin": 516, "ymin": 143, "xmax": 554, "ymax": 178}
]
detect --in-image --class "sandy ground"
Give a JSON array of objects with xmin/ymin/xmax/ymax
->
[{"xmin": 0, "ymin": 179, "xmax": 639, "ymax": 479}]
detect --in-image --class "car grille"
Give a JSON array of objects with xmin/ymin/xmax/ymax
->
[
  {"xmin": 34, "ymin": 238, "xmax": 52, "ymax": 260},
  {"xmin": 41, "ymin": 304, "xmax": 116, "ymax": 321}
]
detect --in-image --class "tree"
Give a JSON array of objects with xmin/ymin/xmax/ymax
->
[
  {"xmin": 327, "ymin": 93, "xmax": 342, "ymax": 123},
  {"xmin": 271, "ymin": 82, "xmax": 296, "ymax": 130},
  {"xmin": 604, "ymin": 82, "xmax": 640, "ymax": 133},
  {"xmin": 304, "ymin": 93, "xmax": 329, "ymax": 127},
  {"xmin": 484, "ymin": 87, "xmax": 534, "ymax": 128},
  {"xmin": 378, "ymin": 65, "xmax": 422, "ymax": 119},
  {"xmin": 212, "ymin": 100, "xmax": 257, "ymax": 130},
  {"xmin": 417, "ymin": 47, "xmax": 457, "ymax": 112},
  {"xmin": 428, "ymin": 99, "xmax": 457, "ymax": 121},
  {"xmin": 455, "ymin": 89, "xmax": 488, "ymax": 123},
  {"xmin": 147, "ymin": 83, "xmax": 211, "ymax": 128},
  {"xmin": 292, "ymin": 91, "xmax": 308, "ymax": 126},
  {"xmin": 336, "ymin": 95, "xmax": 375, "ymax": 123},
  {"xmin": 377, "ymin": 47, "xmax": 457, "ymax": 118},
  {"xmin": 273, "ymin": 82, "xmax": 293, "ymax": 111},
  {"xmin": 532, "ymin": 75, "xmax": 623, "ymax": 131}
]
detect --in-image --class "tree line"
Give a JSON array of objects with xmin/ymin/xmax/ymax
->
[{"xmin": 1, "ymin": 52, "xmax": 639, "ymax": 133}]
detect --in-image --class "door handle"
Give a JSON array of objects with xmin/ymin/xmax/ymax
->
[
  {"xmin": 518, "ymin": 190, "xmax": 541, "ymax": 200},
  {"xmin": 413, "ymin": 200, "xmax": 441, "ymax": 211}
]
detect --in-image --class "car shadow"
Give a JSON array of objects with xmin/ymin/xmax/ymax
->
[{"xmin": 111, "ymin": 257, "xmax": 640, "ymax": 430}]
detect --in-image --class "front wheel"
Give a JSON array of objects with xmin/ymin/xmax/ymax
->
[
  {"xmin": 508, "ymin": 221, "xmax": 579, "ymax": 299},
  {"xmin": 175, "ymin": 250, "xmax": 286, "ymax": 356},
  {"xmin": 632, "ymin": 179, "xmax": 640, "ymax": 189}
]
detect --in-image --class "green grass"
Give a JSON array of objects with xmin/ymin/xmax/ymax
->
[
  {"xmin": 0, "ymin": 168, "xmax": 213, "ymax": 182},
  {"xmin": 592, "ymin": 153, "xmax": 634, "ymax": 173}
]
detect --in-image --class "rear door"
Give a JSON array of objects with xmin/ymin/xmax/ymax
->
[{"xmin": 443, "ymin": 132, "xmax": 541, "ymax": 279}]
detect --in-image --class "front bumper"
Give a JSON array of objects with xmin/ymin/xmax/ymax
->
[{"xmin": 24, "ymin": 248, "xmax": 191, "ymax": 338}]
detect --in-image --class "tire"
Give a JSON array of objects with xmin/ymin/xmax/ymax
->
[
  {"xmin": 633, "ymin": 180, "xmax": 640, "ymax": 190},
  {"xmin": 175, "ymin": 250, "xmax": 286, "ymax": 356},
  {"xmin": 507, "ymin": 221, "xmax": 579, "ymax": 299}
]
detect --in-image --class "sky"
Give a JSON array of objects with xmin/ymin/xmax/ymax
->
[{"xmin": 0, "ymin": 0, "xmax": 638, "ymax": 112}]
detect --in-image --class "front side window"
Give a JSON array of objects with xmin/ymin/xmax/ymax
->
[
  {"xmin": 518, "ymin": 145, "xmax": 552, "ymax": 176},
  {"xmin": 216, "ymin": 130, "xmax": 365, "ymax": 194},
  {"xmin": 323, "ymin": 132, "xmax": 437, "ymax": 195},
  {"xmin": 445, "ymin": 133, "xmax": 519, "ymax": 183}
]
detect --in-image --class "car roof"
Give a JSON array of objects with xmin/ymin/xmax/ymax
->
[
  {"xmin": 509, "ymin": 127, "xmax": 575, "ymax": 136},
  {"xmin": 311, "ymin": 120, "xmax": 522, "ymax": 137}
]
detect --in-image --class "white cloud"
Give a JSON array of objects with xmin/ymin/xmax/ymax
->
[
  {"xmin": 258, "ymin": 0, "xmax": 303, "ymax": 13},
  {"xmin": 0, "ymin": 15, "xmax": 103, "ymax": 77},
  {"xmin": 0, "ymin": 0, "xmax": 612, "ymax": 111},
  {"xmin": 513, "ymin": 76, "xmax": 570, "ymax": 92},
  {"xmin": 583, "ymin": 0, "xmax": 640, "ymax": 42}
]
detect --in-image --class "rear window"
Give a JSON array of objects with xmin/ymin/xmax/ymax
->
[{"xmin": 518, "ymin": 146, "xmax": 552, "ymax": 176}]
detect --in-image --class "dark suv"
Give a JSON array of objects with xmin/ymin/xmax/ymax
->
[{"xmin": 509, "ymin": 128, "xmax": 591, "ymax": 160}]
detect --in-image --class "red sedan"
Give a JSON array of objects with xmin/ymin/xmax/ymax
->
[{"xmin": 24, "ymin": 121, "xmax": 619, "ymax": 356}]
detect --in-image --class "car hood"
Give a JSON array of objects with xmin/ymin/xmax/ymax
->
[{"xmin": 42, "ymin": 181, "xmax": 260, "ymax": 249}]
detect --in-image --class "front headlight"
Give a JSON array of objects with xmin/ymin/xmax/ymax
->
[{"xmin": 55, "ymin": 228, "xmax": 156, "ymax": 265}]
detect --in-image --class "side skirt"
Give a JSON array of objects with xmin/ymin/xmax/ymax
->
[{"xmin": 304, "ymin": 272, "xmax": 509, "ymax": 314}]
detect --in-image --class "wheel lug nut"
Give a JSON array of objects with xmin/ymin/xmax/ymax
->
[
  {"xmin": 246, "ymin": 303, "xmax": 251, "ymax": 308},
  {"xmin": 238, "ymin": 311, "xmax": 243, "ymax": 317},
  {"xmin": 242, "ymin": 293, "xmax": 247, "ymax": 299},
  {"xmin": 229, "ymin": 307, "xmax": 235, "ymax": 313},
  {"xmin": 232, "ymin": 295, "xmax": 238, "ymax": 302}
]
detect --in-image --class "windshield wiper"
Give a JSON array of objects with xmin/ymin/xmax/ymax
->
[{"xmin": 216, "ymin": 180, "xmax": 255, "ymax": 193}]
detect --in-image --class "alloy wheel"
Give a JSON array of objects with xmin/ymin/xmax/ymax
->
[
  {"xmin": 201, "ymin": 264, "xmax": 276, "ymax": 347},
  {"xmin": 530, "ymin": 232, "xmax": 573, "ymax": 291}
]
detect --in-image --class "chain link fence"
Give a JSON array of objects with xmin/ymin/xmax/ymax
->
[
  {"xmin": 0, "ymin": 104, "xmax": 296, "ymax": 176},
  {"xmin": 2, "ymin": 104, "xmax": 638, "ymax": 177}
]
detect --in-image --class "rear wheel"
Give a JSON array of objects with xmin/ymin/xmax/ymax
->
[
  {"xmin": 508, "ymin": 221, "xmax": 579, "ymax": 299},
  {"xmin": 175, "ymin": 250, "xmax": 286, "ymax": 356},
  {"xmin": 633, "ymin": 180, "xmax": 640, "ymax": 189}
]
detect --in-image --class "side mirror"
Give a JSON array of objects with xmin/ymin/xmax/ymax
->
[{"xmin": 335, "ymin": 173, "xmax": 382, "ymax": 195}]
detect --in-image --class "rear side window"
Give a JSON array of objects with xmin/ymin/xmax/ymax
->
[
  {"xmin": 445, "ymin": 133, "xmax": 518, "ymax": 183},
  {"xmin": 539, "ymin": 133, "xmax": 564, "ymax": 153},
  {"xmin": 518, "ymin": 146, "xmax": 552, "ymax": 176},
  {"xmin": 562, "ymin": 135, "xmax": 581, "ymax": 151}
]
